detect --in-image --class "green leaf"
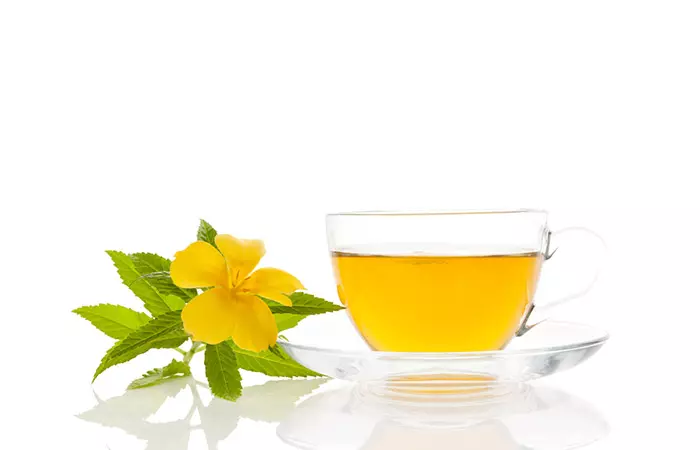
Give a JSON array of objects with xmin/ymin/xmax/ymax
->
[
  {"xmin": 164, "ymin": 294, "xmax": 186, "ymax": 311},
  {"xmin": 274, "ymin": 313, "xmax": 306, "ymax": 332},
  {"xmin": 153, "ymin": 336, "xmax": 190, "ymax": 349},
  {"xmin": 197, "ymin": 219, "xmax": 218, "ymax": 247},
  {"xmin": 137, "ymin": 271, "xmax": 197, "ymax": 301},
  {"xmin": 129, "ymin": 252, "xmax": 170, "ymax": 273},
  {"xmin": 205, "ymin": 342, "xmax": 242, "ymax": 401},
  {"xmin": 229, "ymin": 342, "xmax": 323, "ymax": 378},
  {"xmin": 129, "ymin": 253, "xmax": 196, "ymax": 300},
  {"xmin": 73, "ymin": 304, "xmax": 150, "ymax": 339},
  {"xmin": 135, "ymin": 272, "xmax": 188, "ymax": 299},
  {"xmin": 106, "ymin": 250, "xmax": 171, "ymax": 316},
  {"xmin": 93, "ymin": 311, "xmax": 188, "ymax": 381},
  {"xmin": 128, "ymin": 359, "xmax": 191, "ymax": 390},
  {"xmin": 264, "ymin": 292, "xmax": 344, "ymax": 316}
]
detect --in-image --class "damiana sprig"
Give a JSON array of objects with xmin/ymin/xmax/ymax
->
[{"xmin": 74, "ymin": 220, "xmax": 344, "ymax": 401}]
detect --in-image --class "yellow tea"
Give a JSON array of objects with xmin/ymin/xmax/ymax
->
[{"xmin": 332, "ymin": 250, "xmax": 543, "ymax": 352}]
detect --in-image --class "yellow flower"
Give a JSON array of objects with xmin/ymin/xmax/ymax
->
[{"xmin": 170, "ymin": 235, "xmax": 304, "ymax": 352}]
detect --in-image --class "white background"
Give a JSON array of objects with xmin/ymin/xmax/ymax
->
[{"xmin": 1, "ymin": 1, "xmax": 699, "ymax": 448}]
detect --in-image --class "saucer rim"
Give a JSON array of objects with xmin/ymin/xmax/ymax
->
[{"xmin": 278, "ymin": 320, "xmax": 609, "ymax": 360}]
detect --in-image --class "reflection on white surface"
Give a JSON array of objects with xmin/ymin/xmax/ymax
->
[
  {"xmin": 77, "ymin": 378, "xmax": 608, "ymax": 450},
  {"xmin": 278, "ymin": 383, "xmax": 609, "ymax": 450},
  {"xmin": 77, "ymin": 378, "xmax": 326, "ymax": 449}
]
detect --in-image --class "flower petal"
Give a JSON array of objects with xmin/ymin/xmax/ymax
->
[
  {"xmin": 239, "ymin": 268, "xmax": 304, "ymax": 305},
  {"xmin": 230, "ymin": 294, "xmax": 278, "ymax": 352},
  {"xmin": 214, "ymin": 234, "xmax": 266, "ymax": 285},
  {"xmin": 171, "ymin": 241, "xmax": 228, "ymax": 289},
  {"xmin": 181, "ymin": 288, "xmax": 235, "ymax": 344}
]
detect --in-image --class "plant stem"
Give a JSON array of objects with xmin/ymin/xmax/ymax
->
[
  {"xmin": 183, "ymin": 341, "xmax": 203, "ymax": 365},
  {"xmin": 173, "ymin": 348, "xmax": 187, "ymax": 356}
]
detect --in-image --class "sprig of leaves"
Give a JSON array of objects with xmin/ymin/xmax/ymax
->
[{"xmin": 74, "ymin": 219, "xmax": 344, "ymax": 401}]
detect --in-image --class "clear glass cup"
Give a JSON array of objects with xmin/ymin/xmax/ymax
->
[{"xmin": 325, "ymin": 209, "xmax": 604, "ymax": 353}]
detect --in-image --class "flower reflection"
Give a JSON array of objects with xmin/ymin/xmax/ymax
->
[{"xmin": 77, "ymin": 378, "xmax": 326, "ymax": 450}]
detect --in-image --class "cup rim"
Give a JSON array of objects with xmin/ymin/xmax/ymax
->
[{"xmin": 326, "ymin": 208, "xmax": 548, "ymax": 217}]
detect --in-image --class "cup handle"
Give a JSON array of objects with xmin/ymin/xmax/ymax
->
[{"xmin": 515, "ymin": 227, "xmax": 606, "ymax": 336}]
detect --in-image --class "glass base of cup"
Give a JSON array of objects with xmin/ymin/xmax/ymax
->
[{"xmin": 356, "ymin": 373, "xmax": 525, "ymax": 408}]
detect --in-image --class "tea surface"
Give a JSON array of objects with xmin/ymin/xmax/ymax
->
[{"xmin": 332, "ymin": 250, "xmax": 543, "ymax": 351}]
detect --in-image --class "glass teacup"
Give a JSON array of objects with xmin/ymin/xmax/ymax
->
[{"xmin": 327, "ymin": 209, "xmax": 602, "ymax": 352}]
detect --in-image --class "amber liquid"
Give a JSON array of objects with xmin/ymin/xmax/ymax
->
[{"xmin": 332, "ymin": 250, "xmax": 543, "ymax": 352}]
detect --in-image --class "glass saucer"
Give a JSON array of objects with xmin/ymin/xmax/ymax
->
[{"xmin": 279, "ymin": 314, "xmax": 608, "ymax": 403}]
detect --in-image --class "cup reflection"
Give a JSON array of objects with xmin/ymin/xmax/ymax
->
[{"xmin": 278, "ymin": 382, "xmax": 609, "ymax": 450}]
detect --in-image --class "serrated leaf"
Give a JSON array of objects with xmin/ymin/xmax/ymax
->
[
  {"xmin": 264, "ymin": 292, "xmax": 344, "ymax": 316},
  {"xmin": 137, "ymin": 271, "xmax": 197, "ymax": 300},
  {"xmin": 128, "ymin": 359, "xmax": 191, "ymax": 390},
  {"xmin": 205, "ymin": 342, "xmax": 242, "ymax": 401},
  {"xmin": 274, "ymin": 313, "xmax": 306, "ymax": 332},
  {"xmin": 129, "ymin": 253, "xmax": 196, "ymax": 300},
  {"xmin": 164, "ymin": 295, "xmax": 186, "ymax": 311},
  {"xmin": 229, "ymin": 342, "xmax": 323, "ymax": 378},
  {"xmin": 197, "ymin": 219, "xmax": 218, "ymax": 247},
  {"xmin": 130, "ymin": 252, "xmax": 171, "ymax": 273},
  {"xmin": 153, "ymin": 336, "xmax": 190, "ymax": 348},
  {"xmin": 107, "ymin": 250, "xmax": 171, "ymax": 316},
  {"xmin": 73, "ymin": 304, "xmax": 150, "ymax": 339},
  {"xmin": 93, "ymin": 311, "xmax": 188, "ymax": 381}
]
